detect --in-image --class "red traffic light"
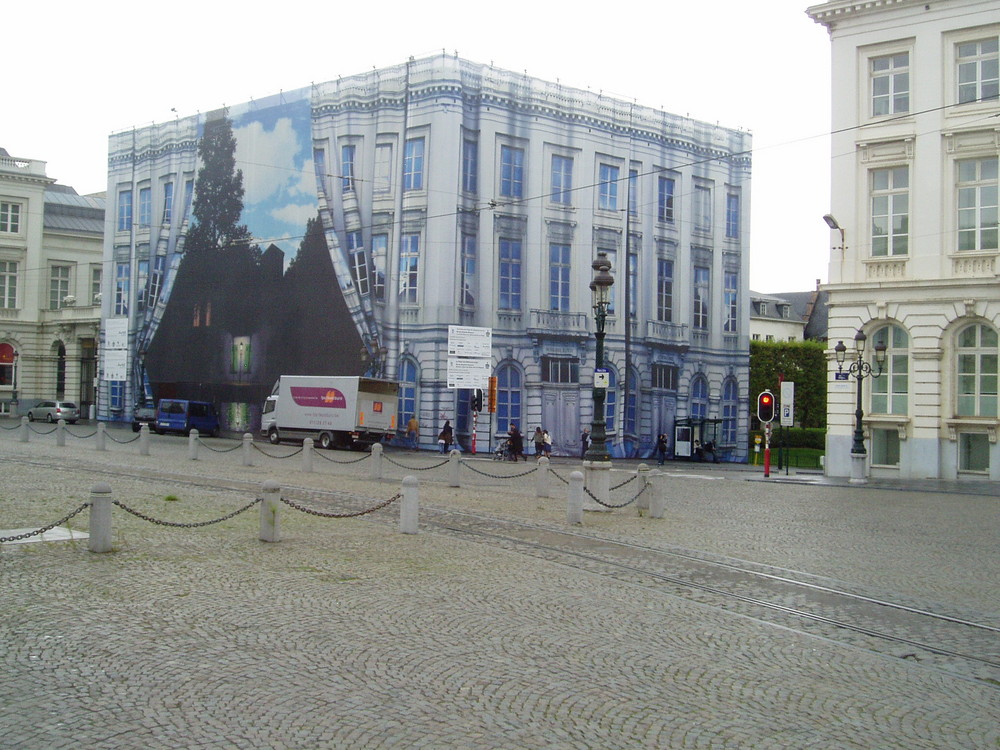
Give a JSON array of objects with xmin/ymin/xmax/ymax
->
[{"xmin": 757, "ymin": 391, "xmax": 776, "ymax": 423}]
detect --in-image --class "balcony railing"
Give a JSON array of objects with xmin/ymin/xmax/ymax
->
[
  {"xmin": 527, "ymin": 309, "xmax": 589, "ymax": 337},
  {"xmin": 645, "ymin": 319, "xmax": 688, "ymax": 346}
]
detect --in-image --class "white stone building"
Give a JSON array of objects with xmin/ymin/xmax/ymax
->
[
  {"xmin": 0, "ymin": 149, "xmax": 104, "ymax": 417},
  {"xmin": 809, "ymin": 0, "xmax": 999, "ymax": 480},
  {"xmin": 103, "ymin": 55, "xmax": 751, "ymax": 458}
]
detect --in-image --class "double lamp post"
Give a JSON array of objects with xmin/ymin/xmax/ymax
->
[{"xmin": 834, "ymin": 330, "xmax": 886, "ymax": 483}]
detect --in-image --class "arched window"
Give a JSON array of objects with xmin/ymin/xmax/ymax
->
[
  {"xmin": 604, "ymin": 367, "xmax": 618, "ymax": 433},
  {"xmin": 957, "ymin": 324, "xmax": 998, "ymax": 417},
  {"xmin": 690, "ymin": 375, "xmax": 709, "ymax": 420},
  {"xmin": 496, "ymin": 363, "xmax": 522, "ymax": 432},
  {"xmin": 397, "ymin": 358, "xmax": 418, "ymax": 427},
  {"xmin": 623, "ymin": 369, "xmax": 639, "ymax": 437},
  {"xmin": 871, "ymin": 324, "xmax": 909, "ymax": 415},
  {"xmin": 721, "ymin": 378, "xmax": 739, "ymax": 445}
]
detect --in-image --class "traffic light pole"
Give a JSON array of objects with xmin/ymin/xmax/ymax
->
[{"xmin": 764, "ymin": 422, "xmax": 772, "ymax": 478}]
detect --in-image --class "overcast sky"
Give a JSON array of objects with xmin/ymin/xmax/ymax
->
[{"xmin": 8, "ymin": 0, "xmax": 833, "ymax": 294}]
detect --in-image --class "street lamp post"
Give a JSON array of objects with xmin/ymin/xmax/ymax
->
[
  {"xmin": 11, "ymin": 349, "xmax": 19, "ymax": 415},
  {"xmin": 834, "ymin": 330, "xmax": 886, "ymax": 484},
  {"xmin": 586, "ymin": 251, "xmax": 614, "ymax": 462}
]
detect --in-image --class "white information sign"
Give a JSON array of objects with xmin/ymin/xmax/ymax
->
[
  {"xmin": 594, "ymin": 368, "xmax": 609, "ymax": 389},
  {"xmin": 104, "ymin": 318, "xmax": 128, "ymax": 351},
  {"xmin": 448, "ymin": 325, "xmax": 492, "ymax": 358},
  {"xmin": 103, "ymin": 349, "xmax": 128, "ymax": 381},
  {"xmin": 779, "ymin": 381, "xmax": 795, "ymax": 427},
  {"xmin": 447, "ymin": 357, "xmax": 492, "ymax": 389}
]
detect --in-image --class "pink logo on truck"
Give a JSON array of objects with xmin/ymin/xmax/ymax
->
[{"xmin": 289, "ymin": 387, "xmax": 347, "ymax": 409}]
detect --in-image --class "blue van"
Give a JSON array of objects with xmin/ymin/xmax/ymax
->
[{"xmin": 155, "ymin": 399, "xmax": 220, "ymax": 436}]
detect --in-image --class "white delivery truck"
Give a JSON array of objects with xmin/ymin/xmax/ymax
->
[{"xmin": 260, "ymin": 376, "xmax": 399, "ymax": 450}]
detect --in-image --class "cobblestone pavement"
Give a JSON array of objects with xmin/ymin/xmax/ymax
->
[{"xmin": 1, "ymin": 424, "xmax": 998, "ymax": 748}]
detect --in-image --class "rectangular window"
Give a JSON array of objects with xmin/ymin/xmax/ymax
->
[
  {"xmin": 694, "ymin": 184, "xmax": 712, "ymax": 233},
  {"xmin": 872, "ymin": 353, "xmax": 909, "ymax": 414},
  {"xmin": 461, "ymin": 234, "xmax": 476, "ymax": 307},
  {"xmin": 462, "ymin": 140, "xmax": 478, "ymax": 193},
  {"xmin": 398, "ymin": 234, "xmax": 419, "ymax": 303},
  {"xmin": 871, "ymin": 166, "xmax": 909, "ymax": 256},
  {"xmin": 162, "ymin": 182, "xmax": 174, "ymax": 223},
  {"xmin": 0, "ymin": 202, "xmax": 21, "ymax": 233},
  {"xmin": 147, "ymin": 256, "xmax": 164, "ymax": 310},
  {"xmin": 726, "ymin": 193, "xmax": 740, "ymax": 239},
  {"xmin": 49, "ymin": 265, "xmax": 71, "ymax": 310},
  {"xmin": 183, "ymin": 180, "xmax": 194, "ymax": 212},
  {"xmin": 871, "ymin": 428, "xmax": 901, "ymax": 466},
  {"xmin": 551, "ymin": 155, "xmax": 573, "ymax": 205},
  {"xmin": 657, "ymin": 177, "xmax": 675, "ymax": 223},
  {"xmin": 114, "ymin": 262, "xmax": 130, "ymax": 316},
  {"xmin": 138, "ymin": 187, "xmax": 151, "ymax": 227},
  {"xmin": 347, "ymin": 231, "xmax": 369, "ymax": 295},
  {"xmin": 959, "ymin": 432, "xmax": 990, "ymax": 472},
  {"xmin": 549, "ymin": 243, "xmax": 571, "ymax": 312},
  {"xmin": 656, "ymin": 259, "xmax": 673, "ymax": 322},
  {"xmin": 628, "ymin": 169, "xmax": 638, "ymax": 216},
  {"xmin": 117, "ymin": 189, "xmax": 133, "ymax": 232},
  {"xmin": 598, "ymin": 164, "xmax": 619, "ymax": 211},
  {"xmin": 693, "ymin": 265, "xmax": 710, "ymax": 330},
  {"xmin": 498, "ymin": 238, "xmax": 522, "ymax": 311},
  {"xmin": 602, "ymin": 249, "xmax": 617, "ymax": 314},
  {"xmin": 957, "ymin": 38, "xmax": 999, "ymax": 105},
  {"xmin": 0, "ymin": 261, "xmax": 17, "ymax": 308},
  {"xmin": 872, "ymin": 52, "xmax": 909, "ymax": 116},
  {"xmin": 374, "ymin": 144, "xmax": 392, "ymax": 193},
  {"xmin": 628, "ymin": 251, "xmax": 637, "ymax": 318},
  {"xmin": 91, "ymin": 265, "xmax": 102, "ymax": 305},
  {"xmin": 313, "ymin": 147, "xmax": 327, "ymax": 190},
  {"xmin": 403, "ymin": 138, "xmax": 424, "ymax": 191},
  {"xmin": 541, "ymin": 356, "xmax": 579, "ymax": 384},
  {"xmin": 652, "ymin": 364, "xmax": 677, "ymax": 390},
  {"xmin": 724, "ymin": 271, "xmax": 738, "ymax": 333},
  {"xmin": 341, "ymin": 144, "xmax": 356, "ymax": 192},
  {"xmin": 109, "ymin": 381, "xmax": 125, "ymax": 411},
  {"xmin": 500, "ymin": 145, "xmax": 525, "ymax": 199},
  {"xmin": 136, "ymin": 258, "xmax": 149, "ymax": 312},
  {"xmin": 371, "ymin": 234, "xmax": 387, "ymax": 300},
  {"xmin": 957, "ymin": 157, "xmax": 998, "ymax": 251}
]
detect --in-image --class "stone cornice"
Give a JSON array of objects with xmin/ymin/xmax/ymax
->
[{"xmin": 807, "ymin": 0, "xmax": 922, "ymax": 27}]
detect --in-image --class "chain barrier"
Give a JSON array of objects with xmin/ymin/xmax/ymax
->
[
  {"xmin": 194, "ymin": 437, "xmax": 243, "ymax": 453},
  {"xmin": 1, "ymin": 421, "xmax": 21, "ymax": 431},
  {"xmin": 610, "ymin": 473, "xmax": 637, "ymax": 491},
  {"xmin": 106, "ymin": 431, "xmax": 142, "ymax": 444},
  {"xmin": 549, "ymin": 470, "xmax": 570, "ymax": 485},
  {"xmin": 583, "ymin": 480, "xmax": 650, "ymax": 509},
  {"xmin": 313, "ymin": 449, "xmax": 370, "ymax": 464},
  {"xmin": 383, "ymin": 453, "xmax": 450, "ymax": 471},
  {"xmin": 27, "ymin": 423, "xmax": 59, "ymax": 435},
  {"xmin": 65, "ymin": 428, "xmax": 99, "ymax": 439},
  {"xmin": 250, "ymin": 441, "xmax": 302, "ymax": 458},
  {"xmin": 0, "ymin": 502, "xmax": 91, "ymax": 543},
  {"xmin": 112, "ymin": 497, "xmax": 262, "ymax": 527},
  {"xmin": 279, "ymin": 492, "xmax": 401, "ymax": 518},
  {"xmin": 461, "ymin": 461, "xmax": 539, "ymax": 480}
]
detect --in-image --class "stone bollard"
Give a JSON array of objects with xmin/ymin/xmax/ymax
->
[
  {"xmin": 259, "ymin": 480, "xmax": 281, "ymax": 543},
  {"xmin": 302, "ymin": 438, "xmax": 314, "ymax": 473},
  {"xmin": 649, "ymin": 473, "xmax": 666, "ymax": 519},
  {"xmin": 567, "ymin": 470, "xmax": 584, "ymax": 525},
  {"xmin": 242, "ymin": 433, "xmax": 254, "ymax": 466},
  {"xmin": 88, "ymin": 482, "xmax": 114, "ymax": 553},
  {"xmin": 448, "ymin": 449, "xmax": 461, "ymax": 487},
  {"xmin": 582, "ymin": 460, "xmax": 612, "ymax": 512},
  {"xmin": 139, "ymin": 423, "xmax": 151, "ymax": 456},
  {"xmin": 20, "ymin": 416, "xmax": 29, "ymax": 443},
  {"xmin": 188, "ymin": 429, "xmax": 199, "ymax": 460},
  {"xmin": 535, "ymin": 456, "xmax": 550, "ymax": 498},
  {"xmin": 56, "ymin": 419, "xmax": 66, "ymax": 447},
  {"xmin": 369, "ymin": 443, "xmax": 384, "ymax": 481},
  {"xmin": 636, "ymin": 463, "xmax": 651, "ymax": 514},
  {"xmin": 96, "ymin": 422, "xmax": 107, "ymax": 452},
  {"xmin": 399, "ymin": 475, "xmax": 419, "ymax": 534}
]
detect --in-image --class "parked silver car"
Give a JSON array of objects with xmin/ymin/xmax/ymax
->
[{"xmin": 27, "ymin": 400, "xmax": 80, "ymax": 424}]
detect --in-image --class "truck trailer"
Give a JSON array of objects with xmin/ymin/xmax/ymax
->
[{"xmin": 260, "ymin": 376, "xmax": 399, "ymax": 450}]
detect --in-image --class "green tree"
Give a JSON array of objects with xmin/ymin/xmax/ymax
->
[{"xmin": 749, "ymin": 340, "xmax": 827, "ymax": 428}]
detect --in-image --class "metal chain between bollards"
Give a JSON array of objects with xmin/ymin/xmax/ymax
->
[
  {"xmin": 0, "ymin": 421, "xmax": 21, "ymax": 431},
  {"xmin": 112, "ymin": 497, "xmax": 262, "ymax": 527},
  {"xmin": 549, "ymin": 470, "xmax": 570, "ymax": 485},
  {"xmin": 582, "ymin": 482, "xmax": 647, "ymax": 509},
  {"xmin": 27, "ymin": 424, "xmax": 59, "ymax": 435},
  {"xmin": 0, "ymin": 503, "xmax": 91, "ymax": 543},
  {"xmin": 279, "ymin": 492, "xmax": 401, "ymax": 518},
  {"xmin": 461, "ymin": 461, "xmax": 539, "ymax": 480},
  {"xmin": 609, "ymin": 473, "xmax": 637, "ymax": 491},
  {"xmin": 198, "ymin": 437, "xmax": 244, "ymax": 453},
  {"xmin": 65, "ymin": 428, "xmax": 99, "ymax": 439},
  {"xmin": 313, "ymin": 449, "xmax": 370, "ymax": 464},
  {"xmin": 106, "ymin": 431, "xmax": 142, "ymax": 444},
  {"xmin": 383, "ymin": 454, "xmax": 449, "ymax": 471},
  {"xmin": 249, "ymin": 442, "xmax": 303, "ymax": 458}
]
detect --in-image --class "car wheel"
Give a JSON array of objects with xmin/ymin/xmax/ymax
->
[
  {"xmin": 319, "ymin": 432, "xmax": 333, "ymax": 450},
  {"xmin": 47, "ymin": 414, "xmax": 55, "ymax": 423},
  {"xmin": 268, "ymin": 428, "xmax": 280, "ymax": 445}
]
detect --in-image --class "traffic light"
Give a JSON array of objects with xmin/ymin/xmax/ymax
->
[
  {"xmin": 757, "ymin": 390, "xmax": 776, "ymax": 423},
  {"xmin": 471, "ymin": 389, "xmax": 483, "ymax": 412}
]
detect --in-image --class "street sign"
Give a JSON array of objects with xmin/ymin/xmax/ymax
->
[
  {"xmin": 594, "ymin": 368, "xmax": 609, "ymax": 389},
  {"xmin": 447, "ymin": 325, "xmax": 492, "ymax": 358},
  {"xmin": 780, "ymin": 381, "xmax": 795, "ymax": 427},
  {"xmin": 446, "ymin": 357, "xmax": 492, "ymax": 389}
]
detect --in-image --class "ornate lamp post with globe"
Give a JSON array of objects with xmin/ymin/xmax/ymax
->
[
  {"xmin": 834, "ymin": 329, "xmax": 886, "ymax": 484},
  {"xmin": 583, "ymin": 252, "xmax": 614, "ymax": 510}
]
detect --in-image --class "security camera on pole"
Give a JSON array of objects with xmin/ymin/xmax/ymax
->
[{"xmin": 757, "ymin": 390, "xmax": 776, "ymax": 477}]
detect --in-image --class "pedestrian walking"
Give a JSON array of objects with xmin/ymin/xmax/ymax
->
[
  {"xmin": 438, "ymin": 420, "xmax": 453, "ymax": 453},
  {"xmin": 580, "ymin": 427, "xmax": 591, "ymax": 458},
  {"xmin": 542, "ymin": 429, "xmax": 553, "ymax": 457},
  {"xmin": 406, "ymin": 415, "xmax": 420, "ymax": 450},
  {"xmin": 533, "ymin": 427, "xmax": 545, "ymax": 457},
  {"xmin": 656, "ymin": 433, "xmax": 667, "ymax": 465},
  {"xmin": 508, "ymin": 424, "xmax": 526, "ymax": 461}
]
